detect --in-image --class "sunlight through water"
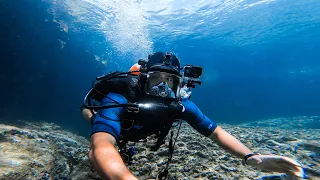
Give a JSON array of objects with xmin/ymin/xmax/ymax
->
[{"xmin": 50, "ymin": 0, "xmax": 320, "ymax": 64}]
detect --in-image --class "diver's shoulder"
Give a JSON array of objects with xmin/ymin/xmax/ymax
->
[{"xmin": 181, "ymin": 99, "xmax": 197, "ymax": 109}]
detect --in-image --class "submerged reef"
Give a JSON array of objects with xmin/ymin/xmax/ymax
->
[{"xmin": 0, "ymin": 116, "xmax": 319, "ymax": 180}]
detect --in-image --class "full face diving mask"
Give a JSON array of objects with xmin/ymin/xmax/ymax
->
[{"xmin": 144, "ymin": 71, "xmax": 180, "ymax": 99}]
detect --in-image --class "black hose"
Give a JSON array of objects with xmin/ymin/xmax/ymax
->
[{"xmin": 83, "ymin": 103, "xmax": 138, "ymax": 110}]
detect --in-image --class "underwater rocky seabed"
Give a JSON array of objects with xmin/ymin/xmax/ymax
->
[{"xmin": 0, "ymin": 117, "xmax": 319, "ymax": 180}]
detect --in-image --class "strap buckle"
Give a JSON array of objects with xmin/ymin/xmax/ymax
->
[{"xmin": 127, "ymin": 106, "xmax": 139, "ymax": 113}]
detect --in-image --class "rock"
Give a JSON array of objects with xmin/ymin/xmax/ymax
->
[
  {"xmin": 305, "ymin": 167, "xmax": 320, "ymax": 177},
  {"xmin": 140, "ymin": 163, "xmax": 152, "ymax": 175},
  {"xmin": 11, "ymin": 137, "xmax": 19, "ymax": 143},
  {"xmin": 135, "ymin": 146, "xmax": 146, "ymax": 152},
  {"xmin": 32, "ymin": 160, "xmax": 44, "ymax": 167},
  {"xmin": 176, "ymin": 142, "xmax": 185, "ymax": 147},
  {"xmin": 128, "ymin": 141, "xmax": 136, "ymax": 146},
  {"xmin": 220, "ymin": 164, "xmax": 237, "ymax": 172},
  {"xmin": 180, "ymin": 166, "xmax": 191, "ymax": 172},
  {"xmin": 192, "ymin": 167, "xmax": 201, "ymax": 173},
  {"xmin": 211, "ymin": 151, "xmax": 218, "ymax": 156},
  {"xmin": 195, "ymin": 151, "xmax": 208, "ymax": 158},
  {"xmin": 146, "ymin": 153, "xmax": 155, "ymax": 161},
  {"xmin": 0, "ymin": 133, "xmax": 5, "ymax": 141},
  {"xmin": 218, "ymin": 155, "xmax": 229, "ymax": 161},
  {"xmin": 280, "ymin": 136, "xmax": 298, "ymax": 142},
  {"xmin": 138, "ymin": 158, "xmax": 149, "ymax": 164},
  {"xmin": 200, "ymin": 171, "xmax": 214, "ymax": 177},
  {"xmin": 157, "ymin": 161, "xmax": 166, "ymax": 167},
  {"xmin": 300, "ymin": 140, "xmax": 320, "ymax": 153},
  {"xmin": 265, "ymin": 140, "xmax": 280, "ymax": 146},
  {"xmin": 132, "ymin": 171, "xmax": 140, "ymax": 177},
  {"xmin": 137, "ymin": 155, "xmax": 147, "ymax": 159},
  {"xmin": 157, "ymin": 148, "xmax": 169, "ymax": 157},
  {"xmin": 206, "ymin": 142, "xmax": 217, "ymax": 147}
]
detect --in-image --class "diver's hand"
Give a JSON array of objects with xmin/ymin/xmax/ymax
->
[
  {"xmin": 246, "ymin": 154, "xmax": 306, "ymax": 178},
  {"xmin": 81, "ymin": 108, "xmax": 95, "ymax": 124}
]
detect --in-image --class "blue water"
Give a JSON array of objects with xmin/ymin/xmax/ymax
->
[{"xmin": 1, "ymin": 0, "xmax": 320, "ymax": 135}]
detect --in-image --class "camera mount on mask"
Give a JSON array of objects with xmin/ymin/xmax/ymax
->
[{"xmin": 182, "ymin": 65, "xmax": 203, "ymax": 88}]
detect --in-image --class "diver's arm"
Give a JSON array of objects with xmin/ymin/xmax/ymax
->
[
  {"xmin": 89, "ymin": 132, "xmax": 138, "ymax": 180},
  {"xmin": 181, "ymin": 100, "xmax": 253, "ymax": 159},
  {"xmin": 208, "ymin": 126, "xmax": 253, "ymax": 159},
  {"xmin": 182, "ymin": 100, "xmax": 305, "ymax": 177}
]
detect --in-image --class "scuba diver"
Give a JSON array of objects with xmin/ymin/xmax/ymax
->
[{"xmin": 81, "ymin": 52, "xmax": 306, "ymax": 180}]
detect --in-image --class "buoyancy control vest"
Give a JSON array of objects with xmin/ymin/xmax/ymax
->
[{"xmin": 88, "ymin": 73, "xmax": 183, "ymax": 143}]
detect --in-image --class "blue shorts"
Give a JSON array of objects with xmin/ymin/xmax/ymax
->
[{"xmin": 91, "ymin": 92, "xmax": 218, "ymax": 140}]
